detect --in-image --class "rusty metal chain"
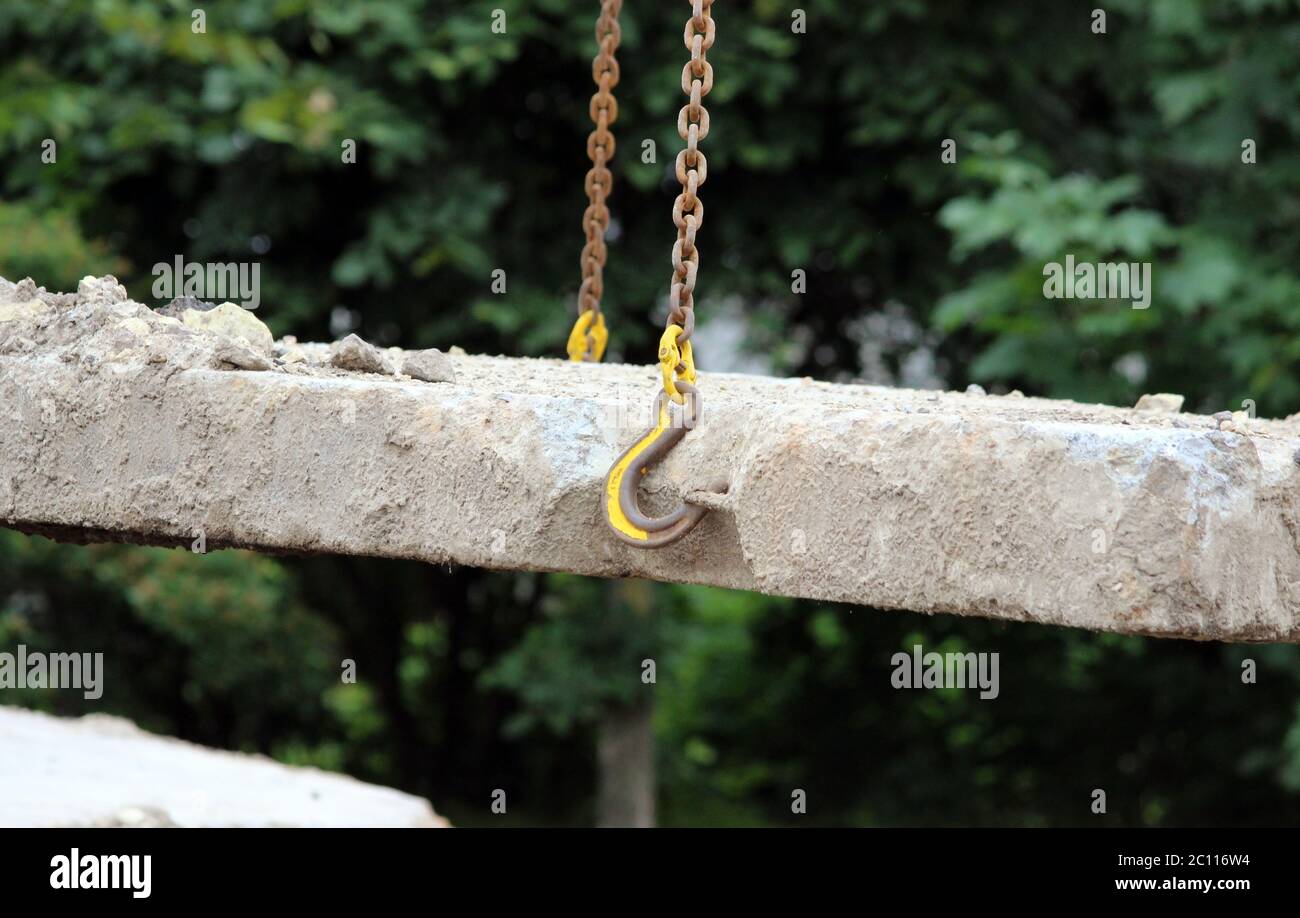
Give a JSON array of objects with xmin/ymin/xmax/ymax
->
[
  {"xmin": 660, "ymin": 0, "xmax": 715, "ymax": 390},
  {"xmin": 567, "ymin": 0, "xmax": 622, "ymax": 363}
]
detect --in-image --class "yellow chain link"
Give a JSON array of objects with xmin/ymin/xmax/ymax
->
[
  {"xmin": 658, "ymin": 324, "xmax": 696, "ymax": 402},
  {"xmin": 567, "ymin": 308, "xmax": 609, "ymax": 362}
]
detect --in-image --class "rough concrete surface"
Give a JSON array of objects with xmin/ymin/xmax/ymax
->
[
  {"xmin": 2, "ymin": 275, "xmax": 1300, "ymax": 642},
  {"xmin": 0, "ymin": 705, "xmax": 446, "ymax": 827}
]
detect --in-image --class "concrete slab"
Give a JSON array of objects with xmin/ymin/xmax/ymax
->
[
  {"xmin": 3, "ymin": 275, "xmax": 1299, "ymax": 642},
  {"xmin": 0, "ymin": 705, "xmax": 446, "ymax": 827}
]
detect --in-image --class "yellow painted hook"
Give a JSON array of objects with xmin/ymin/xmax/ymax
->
[{"xmin": 604, "ymin": 387, "xmax": 708, "ymax": 548}]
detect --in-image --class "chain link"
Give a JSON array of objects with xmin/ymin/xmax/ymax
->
[{"xmin": 569, "ymin": 0, "xmax": 623, "ymax": 362}]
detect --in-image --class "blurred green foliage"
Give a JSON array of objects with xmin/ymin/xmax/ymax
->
[{"xmin": 3, "ymin": 0, "xmax": 1300, "ymax": 825}]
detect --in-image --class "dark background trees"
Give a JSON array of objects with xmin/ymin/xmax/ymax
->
[{"xmin": 3, "ymin": 0, "xmax": 1300, "ymax": 825}]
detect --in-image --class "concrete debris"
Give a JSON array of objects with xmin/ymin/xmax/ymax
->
[
  {"xmin": 78, "ymin": 274, "xmax": 129, "ymax": 307},
  {"xmin": 1135, "ymin": 393, "xmax": 1185, "ymax": 413},
  {"xmin": 158, "ymin": 295, "xmax": 218, "ymax": 316},
  {"xmin": 178, "ymin": 301, "xmax": 275, "ymax": 354},
  {"xmin": 212, "ymin": 340, "xmax": 275, "ymax": 372},
  {"xmin": 275, "ymin": 334, "xmax": 310, "ymax": 365},
  {"xmin": 0, "ymin": 298, "xmax": 51, "ymax": 324},
  {"xmin": 402, "ymin": 348, "xmax": 457, "ymax": 383},
  {"xmin": 330, "ymin": 333, "xmax": 396, "ymax": 375}
]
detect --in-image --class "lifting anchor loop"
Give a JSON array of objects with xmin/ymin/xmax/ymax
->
[{"xmin": 603, "ymin": 383, "xmax": 708, "ymax": 548}]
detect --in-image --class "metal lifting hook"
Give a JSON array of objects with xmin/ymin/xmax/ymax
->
[{"xmin": 603, "ymin": 383, "xmax": 709, "ymax": 548}]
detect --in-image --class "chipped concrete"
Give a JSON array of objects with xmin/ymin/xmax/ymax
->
[
  {"xmin": 2, "ymin": 275, "xmax": 1300, "ymax": 642},
  {"xmin": 0, "ymin": 706, "xmax": 446, "ymax": 827}
]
